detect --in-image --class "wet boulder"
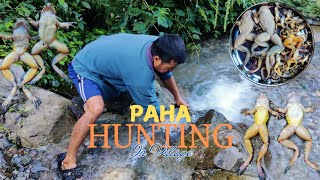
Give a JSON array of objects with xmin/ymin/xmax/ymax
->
[
  {"xmin": 185, "ymin": 109, "xmax": 245, "ymax": 171},
  {"xmin": 213, "ymin": 146, "xmax": 242, "ymax": 171},
  {"xmin": 100, "ymin": 167, "xmax": 136, "ymax": 180}
]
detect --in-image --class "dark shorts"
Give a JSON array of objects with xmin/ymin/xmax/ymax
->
[{"xmin": 68, "ymin": 63, "xmax": 103, "ymax": 103}]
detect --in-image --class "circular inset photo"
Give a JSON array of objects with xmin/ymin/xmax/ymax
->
[{"xmin": 229, "ymin": 2, "xmax": 315, "ymax": 86}]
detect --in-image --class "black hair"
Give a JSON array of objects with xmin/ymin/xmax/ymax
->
[{"xmin": 151, "ymin": 34, "xmax": 187, "ymax": 64}]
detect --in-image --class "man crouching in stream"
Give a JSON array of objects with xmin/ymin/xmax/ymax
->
[{"xmin": 56, "ymin": 33, "xmax": 189, "ymax": 179}]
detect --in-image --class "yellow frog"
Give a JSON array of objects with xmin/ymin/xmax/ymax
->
[
  {"xmin": 0, "ymin": 19, "xmax": 41, "ymax": 110},
  {"xmin": 238, "ymin": 93, "xmax": 279, "ymax": 180},
  {"xmin": 276, "ymin": 92, "xmax": 320, "ymax": 174},
  {"xmin": 28, "ymin": 3, "xmax": 76, "ymax": 84}
]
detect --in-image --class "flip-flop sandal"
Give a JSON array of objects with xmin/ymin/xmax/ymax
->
[
  {"xmin": 56, "ymin": 152, "xmax": 83, "ymax": 180},
  {"xmin": 59, "ymin": 167, "xmax": 83, "ymax": 180},
  {"xmin": 68, "ymin": 105, "xmax": 85, "ymax": 119},
  {"xmin": 57, "ymin": 152, "xmax": 66, "ymax": 171}
]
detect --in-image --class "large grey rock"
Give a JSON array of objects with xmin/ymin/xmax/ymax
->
[
  {"xmin": 155, "ymin": 80, "xmax": 175, "ymax": 107},
  {"xmin": 96, "ymin": 112, "xmax": 128, "ymax": 124},
  {"xmin": 214, "ymin": 146, "xmax": 241, "ymax": 171},
  {"xmin": 0, "ymin": 173, "xmax": 6, "ymax": 180},
  {"xmin": 2, "ymin": 86, "xmax": 75, "ymax": 148},
  {"xmin": 191, "ymin": 169, "xmax": 258, "ymax": 180},
  {"xmin": 209, "ymin": 169, "xmax": 258, "ymax": 180},
  {"xmin": 15, "ymin": 172, "xmax": 29, "ymax": 180},
  {"xmin": 186, "ymin": 109, "xmax": 245, "ymax": 171},
  {"xmin": 100, "ymin": 168, "xmax": 136, "ymax": 180},
  {"xmin": 0, "ymin": 138, "xmax": 10, "ymax": 150},
  {"xmin": 0, "ymin": 154, "xmax": 7, "ymax": 168},
  {"xmin": 38, "ymin": 171, "xmax": 56, "ymax": 180}
]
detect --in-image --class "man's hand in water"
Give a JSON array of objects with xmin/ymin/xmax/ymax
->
[
  {"xmin": 175, "ymin": 96, "xmax": 189, "ymax": 108},
  {"xmin": 162, "ymin": 76, "xmax": 189, "ymax": 108}
]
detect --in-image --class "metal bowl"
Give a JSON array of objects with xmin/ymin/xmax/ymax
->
[{"xmin": 229, "ymin": 2, "xmax": 315, "ymax": 86}]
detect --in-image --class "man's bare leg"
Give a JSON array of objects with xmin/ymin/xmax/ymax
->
[{"xmin": 61, "ymin": 95, "xmax": 104, "ymax": 170}]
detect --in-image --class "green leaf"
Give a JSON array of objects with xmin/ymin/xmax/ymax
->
[
  {"xmin": 189, "ymin": 27, "xmax": 201, "ymax": 35},
  {"xmin": 192, "ymin": 34, "xmax": 200, "ymax": 40},
  {"xmin": 35, "ymin": 12, "xmax": 39, "ymax": 20},
  {"xmin": 128, "ymin": 8, "xmax": 143, "ymax": 16},
  {"xmin": 205, "ymin": 24, "xmax": 210, "ymax": 31},
  {"xmin": 160, "ymin": 0, "xmax": 175, "ymax": 7},
  {"xmin": 61, "ymin": 2, "xmax": 68, "ymax": 11},
  {"xmin": 133, "ymin": 22, "xmax": 146, "ymax": 32},
  {"xmin": 154, "ymin": 8, "xmax": 169, "ymax": 16},
  {"xmin": 159, "ymin": 8, "xmax": 169, "ymax": 15},
  {"xmin": 175, "ymin": 9, "xmax": 185, "ymax": 17},
  {"xmin": 52, "ymin": 80, "xmax": 60, "ymax": 87},
  {"xmin": 73, "ymin": 11, "xmax": 81, "ymax": 20},
  {"xmin": 47, "ymin": 50, "xmax": 53, "ymax": 57},
  {"xmin": 81, "ymin": 1, "xmax": 91, "ymax": 9},
  {"xmin": 165, "ymin": 17, "xmax": 173, "ymax": 27},
  {"xmin": 186, "ymin": 7, "xmax": 195, "ymax": 23},
  {"xmin": 58, "ymin": 0, "xmax": 65, "ymax": 6},
  {"xmin": 198, "ymin": 7, "xmax": 208, "ymax": 22},
  {"xmin": 78, "ymin": 21, "xmax": 84, "ymax": 31},
  {"xmin": 119, "ymin": 20, "xmax": 128, "ymax": 28},
  {"xmin": 120, "ymin": 27, "xmax": 126, "ymax": 33},
  {"xmin": 5, "ymin": 21, "xmax": 13, "ymax": 28},
  {"xmin": 157, "ymin": 16, "xmax": 168, "ymax": 28},
  {"xmin": 76, "ymin": 41, "xmax": 84, "ymax": 45},
  {"xmin": 24, "ymin": 3, "xmax": 36, "ymax": 10}
]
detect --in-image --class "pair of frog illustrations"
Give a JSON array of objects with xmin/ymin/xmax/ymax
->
[
  {"xmin": 239, "ymin": 92, "xmax": 319, "ymax": 179},
  {"xmin": 0, "ymin": 3, "xmax": 75, "ymax": 111}
]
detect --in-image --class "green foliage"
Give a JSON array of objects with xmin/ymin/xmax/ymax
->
[{"xmin": 80, "ymin": 0, "xmax": 254, "ymax": 58}]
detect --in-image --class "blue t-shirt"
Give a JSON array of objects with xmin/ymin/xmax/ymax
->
[{"xmin": 72, "ymin": 33, "xmax": 172, "ymax": 113}]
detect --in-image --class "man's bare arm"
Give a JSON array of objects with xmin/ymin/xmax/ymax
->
[{"xmin": 162, "ymin": 76, "xmax": 189, "ymax": 107}]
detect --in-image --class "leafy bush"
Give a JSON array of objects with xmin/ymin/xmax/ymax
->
[{"xmin": 82, "ymin": 0, "xmax": 255, "ymax": 57}]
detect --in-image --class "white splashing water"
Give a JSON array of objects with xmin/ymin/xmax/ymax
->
[{"xmin": 190, "ymin": 76, "xmax": 257, "ymax": 123}]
